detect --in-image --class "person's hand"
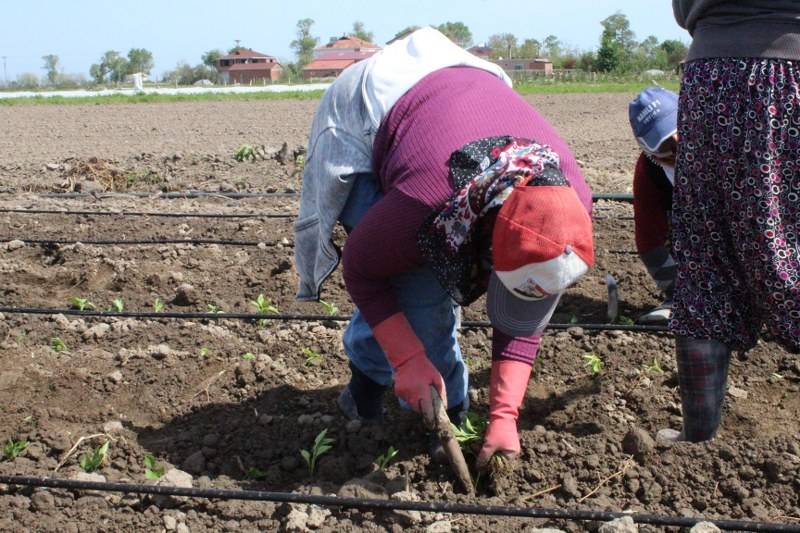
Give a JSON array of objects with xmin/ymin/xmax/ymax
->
[
  {"xmin": 476, "ymin": 359, "xmax": 532, "ymax": 469},
  {"xmin": 477, "ymin": 418, "xmax": 520, "ymax": 467},
  {"xmin": 393, "ymin": 351, "xmax": 446, "ymax": 418},
  {"xmin": 372, "ymin": 312, "xmax": 446, "ymax": 417}
]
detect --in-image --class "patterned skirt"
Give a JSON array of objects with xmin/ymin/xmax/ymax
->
[{"xmin": 671, "ymin": 58, "xmax": 800, "ymax": 352}]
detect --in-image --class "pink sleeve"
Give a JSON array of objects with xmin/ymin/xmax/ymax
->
[{"xmin": 342, "ymin": 189, "xmax": 433, "ymax": 328}]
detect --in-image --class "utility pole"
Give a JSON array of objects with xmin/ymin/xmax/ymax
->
[{"xmin": 1, "ymin": 56, "xmax": 7, "ymax": 87}]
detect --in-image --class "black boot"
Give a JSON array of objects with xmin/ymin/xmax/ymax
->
[{"xmin": 337, "ymin": 362, "xmax": 387, "ymax": 423}]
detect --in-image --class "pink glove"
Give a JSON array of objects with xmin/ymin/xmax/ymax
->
[
  {"xmin": 477, "ymin": 360, "xmax": 532, "ymax": 467},
  {"xmin": 373, "ymin": 313, "xmax": 446, "ymax": 417}
]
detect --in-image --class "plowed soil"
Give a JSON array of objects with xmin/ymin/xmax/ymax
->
[{"xmin": 0, "ymin": 94, "xmax": 797, "ymax": 533}]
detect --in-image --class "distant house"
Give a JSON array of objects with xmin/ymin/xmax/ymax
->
[
  {"xmin": 303, "ymin": 36, "xmax": 381, "ymax": 80},
  {"xmin": 467, "ymin": 46, "xmax": 492, "ymax": 60},
  {"xmin": 217, "ymin": 49, "xmax": 284, "ymax": 84},
  {"xmin": 493, "ymin": 58, "xmax": 553, "ymax": 76}
]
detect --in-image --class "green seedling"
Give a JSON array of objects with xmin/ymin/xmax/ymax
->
[
  {"xmin": 643, "ymin": 357, "xmax": 664, "ymax": 374},
  {"xmin": 251, "ymin": 293, "xmax": 279, "ymax": 326},
  {"xmin": 770, "ymin": 372, "xmax": 785, "ymax": 384},
  {"xmin": 319, "ymin": 300, "xmax": 339, "ymax": 317},
  {"xmin": 251, "ymin": 294, "xmax": 279, "ymax": 314},
  {"xmin": 152, "ymin": 298, "xmax": 164, "ymax": 312},
  {"xmin": 51, "ymin": 337, "xmax": 67, "ymax": 353},
  {"xmin": 79, "ymin": 440, "xmax": 109, "ymax": 473},
  {"xmin": 452, "ymin": 412, "xmax": 488, "ymax": 454},
  {"xmin": 143, "ymin": 453, "xmax": 165, "ymax": 480},
  {"xmin": 617, "ymin": 315, "xmax": 635, "ymax": 326},
  {"xmin": 15, "ymin": 332, "xmax": 27, "ymax": 346},
  {"xmin": 111, "ymin": 298, "xmax": 124, "ymax": 312},
  {"xmin": 199, "ymin": 346, "xmax": 210, "ymax": 358},
  {"xmin": 242, "ymin": 352, "xmax": 256, "ymax": 361},
  {"xmin": 300, "ymin": 428, "xmax": 334, "ymax": 476},
  {"xmin": 295, "ymin": 154, "xmax": 306, "ymax": 173},
  {"xmin": 246, "ymin": 467, "xmax": 268, "ymax": 480},
  {"xmin": 569, "ymin": 314, "xmax": 580, "ymax": 324},
  {"xmin": 207, "ymin": 304, "xmax": 223, "ymax": 314},
  {"xmin": 69, "ymin": 297, "xmax": 95, "ymax": 311},
  {"xmin": 583, "ymin": 352, "xmax": 604, "ymax": 375},
  {"xmin": 234, "ymin": 144, "xmax": 256, "ymax": 162},
  {"xmin": 3, "ymin": 439, "xmax": 28, "ymax": 461},
  {"xmin": 303, "ymin": 347, "xmax": 322, "ymax": 366},
  {"xmin": 374, "ymin": 446, "xmax": 399, "ymax": 470}
]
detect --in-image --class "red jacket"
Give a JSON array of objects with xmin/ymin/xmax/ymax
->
[{"xmin": 633, "ymin": 153, "xmax": 673, "ymax": 254}]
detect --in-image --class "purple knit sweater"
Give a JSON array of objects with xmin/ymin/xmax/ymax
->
[{"xmin": 342, "ymin": 67, "xmax": 591, "ymax": 364}]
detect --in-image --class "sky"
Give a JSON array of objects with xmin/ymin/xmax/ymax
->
[{"xmin": 0, "ymin": 0, "xmax": 689, "ymax": 81}]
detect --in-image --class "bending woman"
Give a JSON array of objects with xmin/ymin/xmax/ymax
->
[{"xmin": 295, "ymin": 28, "xmax": 593, "ymax": 464}]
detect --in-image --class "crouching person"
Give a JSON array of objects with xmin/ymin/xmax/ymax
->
[
  {"xmin": 294, "ymin": 27, "xmax": 594, "ymax": 466},
  {"xmin": 628, "ymin": 87, "xmax": 679, "ymax": 324}
]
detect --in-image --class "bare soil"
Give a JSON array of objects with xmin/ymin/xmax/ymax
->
[{"xmin": 0, "ymin": 95, "xmax": 797, "ymax": 533}]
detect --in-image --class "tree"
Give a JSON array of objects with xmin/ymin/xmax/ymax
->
[
  {"xmin": 104, "ymin": 51, "xmax": 129, "ymax": 83},
  {"xmin": 201, "ymin": 49, "xmax": 223, "ymax": 68},
  {"xmin": 488, "ymin": 33, "xmax": 517, "ymax": 59},
  {"xmin": 658, "ymin": 39, "xmax": 688, "ymax": 71},
  {"xmin": 437, "ymin": 21, "xmax": 472, "ymax": 48},
  {"xmin": 291, "ymin": 18, "xmax": 318, "ymax": 68},
  {"xmin": 577, "ymin": 51, "xmax": 597, "ymax": 72},
  {"xmin": 163, "ymin": 62, "xmax": 196, "ymax": 85},
  {"xmin": 388, "ymin": 25, "xmax": 420, "ymax": 44},
  {"xmin": 127, "ymin": 48, "xmax": 154, "ymax": 75},
  {"xmin": 541, "ymin": 35, "xmax": 562, "ymax": 61},
  {"xmin": 596, "ymin": 32, "xmax": 622, "ymax": 72},
  {"xmin": 352, "ymin": 21, "xmax": 374, "ymax": 43},
  {"xmin": 517, "ymin": 39, "xmax": 541, "ymax": 59},
  {"xmin": 89, "ymin": 62, "xmax": 108, "ymax": 85},
  {"xmin": 89, "ymin": 50, "xmax": 128, "ymax": 84},
  {"xmin": 41, "ymin": 54, "xmax": 59, "ymax": 85},
  {"xmin": 14, "ymin": 72, "xmax": 39, "ymax": 89},
  {"xmin": 596, "ymin": 12, "xmax": 636, "ymax": 72}
]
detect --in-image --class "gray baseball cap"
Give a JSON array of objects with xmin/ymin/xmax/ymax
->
[{"xmin": 486, "ymin": 271, "xmax": 561, "ymax": 337}]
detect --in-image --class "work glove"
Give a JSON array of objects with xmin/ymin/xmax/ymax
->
[
  {"xmin": 477, "ymin": 359, "xmax": 532, "ymax": 468},
  {"xmin": 372, "ymin": 312, "xmax": 446, "ymax": 418}
]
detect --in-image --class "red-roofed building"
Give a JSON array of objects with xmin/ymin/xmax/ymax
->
[
  {"xmin": 303, "ymin": 36, "xmax": 381, "ymax": 80},
  {"xmin": 217, "ymin": 49, "xmax": 284, "ymax": 84},
  {"xmin": 467, "ymin": 46, "xmax": 492, "ymax": 60}
]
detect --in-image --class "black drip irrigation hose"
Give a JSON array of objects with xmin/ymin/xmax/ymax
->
[
  {"xmin": 33, "ymin": 191, "xmax": 299, "ymax": 199},
  {"xmin": 0, "ymin": 476, "xmax": 797, "ymax": 532},
  {"xmin": 0, "ymin": 238, "xmax": 640, "ymax": 254},
  {"xmin": 0, "ymin": 207, "xmax": 635, "ymax": 221},
  {"xmin": 0, "ymin": 306, "xmax": 669, "ymax": 333},
  {"xmin": 18, "ymin": 191, "xmax": 635, "ymax": 203},
  {"xmin": 0, "ymin": 208, "xmax": 293, "ymax": 219},
  {"xmin": 0, "ymin": 238, "xmax": 269, "ymax": 247}
]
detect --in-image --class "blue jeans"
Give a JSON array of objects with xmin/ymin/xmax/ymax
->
[{"xmin": 339, "ymin": 173, "xmax": 469, "ymax": 412}]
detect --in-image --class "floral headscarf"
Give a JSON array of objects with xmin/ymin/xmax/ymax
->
[{"xmin": 417, "ymin": 136, "xmax": 568, "ymax": 305}]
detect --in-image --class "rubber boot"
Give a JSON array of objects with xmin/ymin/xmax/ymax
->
[
  {"xmin": 675, "ymin": 336, "xmax": 731, "ymax": 442},
  {"xmin": 337, "ymin": 362, "xmax": 387, "ymax": 423}
]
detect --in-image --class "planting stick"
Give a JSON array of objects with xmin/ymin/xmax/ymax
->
[{"xmin": 423, "ymin": 386, "xmax": 474, "ymax": 495}]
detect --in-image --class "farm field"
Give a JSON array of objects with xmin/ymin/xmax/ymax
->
[{"xmin": 0, "ymin": 94, "xmax": 798, "ymax": 532}]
